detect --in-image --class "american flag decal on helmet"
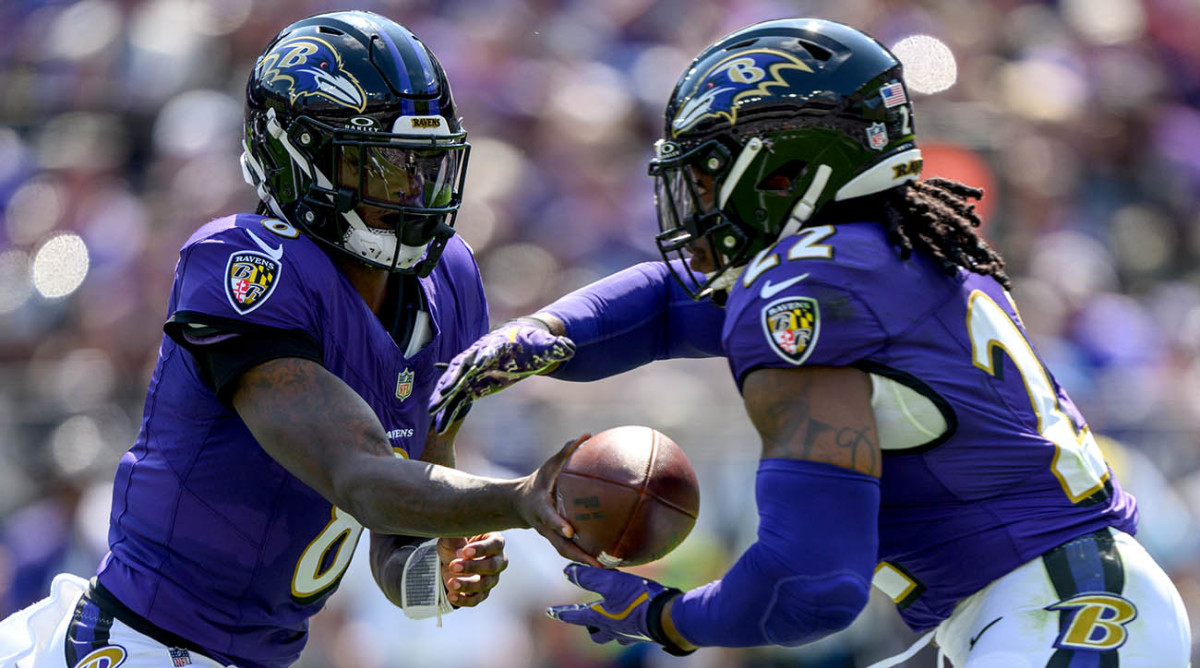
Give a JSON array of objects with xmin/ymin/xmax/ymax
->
[{"xmin": 880, "ymin": 82, "xmax": 907, "ymax": 108}]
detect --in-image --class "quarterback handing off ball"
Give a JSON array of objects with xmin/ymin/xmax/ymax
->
[{"xmin": 554, "ymin": 426, "xmax": 700, "ymax": 567}]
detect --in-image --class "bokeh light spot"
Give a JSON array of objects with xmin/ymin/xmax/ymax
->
[
  {"xmin": 0, "ymin": 250, "xmax": 33, "ymax": 315},
  {"xmin": 47, "ymin": 0, "xmax": 121, "ymax": 60},
  {"xmin": 50, "ymin": 415, "xmax": 104, "ymax": 478},
  {"xmin": 32, "ymin": 234, "xmax": 89, "ymax": 299},
  {"xmin": 892, "ymin": 35, "xmax": 958, "ymax": 94},
  {"xmin": 6, "ymin": 178, "xmax": 63, "ymax": 246},
  {"xmin": 1001, "ymin": 58, "xmax": 1087, "ymax": 122},
  {"xmin": 1062, "ymin": 0, "xmax": 1146, "ymax": 44}
]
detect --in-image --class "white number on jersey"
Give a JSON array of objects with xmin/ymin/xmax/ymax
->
[
  {"xmin": 742, "ymin": 224, "xmax": 837, "ymax": 287},
  {"xmin": 292, "ymin": 506, "xmax": 363, "ymax": 601},
  {"xmin": 291, "ymin": 450, "xmax": 408, "ymax": 601},
  {"xmin": 966, "ymin": 290, "xmax": 1109, "ymax": 502}
]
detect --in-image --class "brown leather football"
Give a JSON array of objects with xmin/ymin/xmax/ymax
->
[{"xmin": 554, "ymin": 426, "xmax": 699, "ymax": 567}]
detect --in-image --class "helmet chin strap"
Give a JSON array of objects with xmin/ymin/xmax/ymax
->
[
  {"xmin": 707, "ymin": 267, "xmax": 742, "ymax": 293},
  {"xmin": 240, "ymin": 141, "xmax": 289, "ymax": 222},
  {"xmin": 704, "ymin": 149, "xmax": 922, "ymax": 292},
  {"xmin": 708, "ymin": 157, "xmax": 833, "ymax": 294},
  {"xmin": 719, "ymin": 137, "xmax": 764, "ymax": 208},
  {"xmin": 705, "ymin": 137, "xmax": 774, "ymax": 290},
  {"xmin": 782, "ymin": 163, "xmax": 834, "ymax": 237}
]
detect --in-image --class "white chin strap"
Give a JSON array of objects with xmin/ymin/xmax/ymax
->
[
  {"xmin": 781, "ymin": 163, "xmax": 835, "ymax": 235},
  {"xmin": 248, "ymin": 108, "xmax": 429, "ymax": 270},
  {"xmin": 241, "ymin": 142, "xmax": 290, "ymax": 222},
  {"xmin": 707, "ymin": 268, "xmax": 742, "ymax": 293}
]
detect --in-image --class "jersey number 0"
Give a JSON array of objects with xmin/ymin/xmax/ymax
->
[{"xmin": 292, "ymin": 507, "xmax": 363, "ymax": 603}]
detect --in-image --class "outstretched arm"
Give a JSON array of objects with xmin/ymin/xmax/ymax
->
[
  {"xmin": 549, "ymin": 365, "xmax": 880, "ymax": 651},
  {"xmin": 232, "ymin": 356, "xmax": 600, "ymax": 566},
  {"xmin": 539, "ymin": 260, "xmax": 725, "ymax": 380},
  {"xmin": 430, "ymin": 261, "xmax": 725, "ymax": 432},
  {"xmin": 368, "ymin": 419, "xmax": 510, "ymax": 612}
]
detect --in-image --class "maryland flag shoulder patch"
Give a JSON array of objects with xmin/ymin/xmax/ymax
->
[
  {"xmin": 225, "ymin": 250, "xmax": 281, "ymax": 314},
  {"xmin": 761, "ymin": 296, "xmax": 820, "ymax": 364}
]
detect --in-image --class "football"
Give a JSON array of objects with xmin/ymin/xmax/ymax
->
[{"xmin": 554, "ymin": 426, "xmax": 700, "ymax": 567}]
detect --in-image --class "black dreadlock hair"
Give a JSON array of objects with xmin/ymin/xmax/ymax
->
[{"xmin": 878, "ymin": 177, "xmax": 1009, "ymax": 288}]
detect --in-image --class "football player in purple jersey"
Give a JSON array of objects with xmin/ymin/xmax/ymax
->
[
  {"xmin": 431, "ymin": 19, "xmax": 1191, "ymax": 666},
  {"xmin": 0, "ymin": 11, "xmax": 596, "ymax": 668}
]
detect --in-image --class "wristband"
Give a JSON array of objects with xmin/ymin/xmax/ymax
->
[
  {"xmin": 400, "ymin": 539, "xmax": 454, "ymax": 624},
  {"xmin": 646, "ymin": 588, "xmax": 695, "ymax": 657}
]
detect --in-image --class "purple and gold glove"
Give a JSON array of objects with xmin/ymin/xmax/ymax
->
[
  {"xmin": 546, "ymin": 563, "xmax": 693, "ymax": 656},
  {"xmin": 429, "ymin": 318, "xmax": 575, "ymax": 434}
]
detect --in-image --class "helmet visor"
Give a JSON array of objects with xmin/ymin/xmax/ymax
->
[
  {"xmin": 649, "ymin": 139, "xmax": 742, "ymax": 301},
  {"xmin": 649, "ymin": 139, "xmax": 729, "ymax": 241},
  {"xmin": 338, "ymin": 143, "xmax": 464, "ymax": 211},
  {"xmin": 654, "ymin": 165, "xmax": 706, "ymax": 238}
]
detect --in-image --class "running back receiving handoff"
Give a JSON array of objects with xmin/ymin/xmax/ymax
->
[{"xmin": 431, "ymin": 17, "xmax": 1191, "ymax": 666}]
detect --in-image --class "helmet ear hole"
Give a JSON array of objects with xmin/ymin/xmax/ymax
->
[{"xmin": 758, "ymin": 160, "xmax": 807, "ymax": 193}]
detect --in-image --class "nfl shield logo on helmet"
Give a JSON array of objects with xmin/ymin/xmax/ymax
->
[
  {"xmin": 395, "ymin": 368, "xmax": 415, "ymax": 401},
  {"xmin": 867, "ymin": 122, "xmax": 889, "ymax": 150},
  {"xmin": 225, "ymin": 250, "xmax": 281, "ymax": 314},
  {"xmin": 761, "ymin": 297, "xmax": 820, "ymax": 364}
]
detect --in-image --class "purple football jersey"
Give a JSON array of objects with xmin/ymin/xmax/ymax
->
[
  {"xmin": 722, "ymin": 222, "xmax": 1137, "ymax": 631},
  {"xmin": 96, "ymin": 214, "xmax": 488, "ymax": 667}
]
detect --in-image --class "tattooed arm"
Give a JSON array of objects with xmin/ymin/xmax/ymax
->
[
  {"xmin": 741, "ymin": 365, "xmax": 880, "ymax": 476},
  {"xmin": 232, "ymin": 357, "xmax": 599, "ymax": 565},
  {"xmin": 368, "ymin": 421, "xmax": 511, "ymax": 609},
  {"xmin": 654, "ymin": 365, "xmax": 881, "ymax": 649}
]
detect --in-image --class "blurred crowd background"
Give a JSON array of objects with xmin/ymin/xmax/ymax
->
[{"xmin": 2, "ymin": 0, "xmax": 1200, "ymax": 665}]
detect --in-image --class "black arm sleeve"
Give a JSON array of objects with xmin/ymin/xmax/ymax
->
[{"xmin": 164, "ymin": 310, "xmax": 324, "ymax": 404}]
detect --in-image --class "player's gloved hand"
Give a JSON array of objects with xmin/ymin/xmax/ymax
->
[
  {"xmin": 429, "ymin": 317, "xmax": 575, "ymax": 433},
  {"xmin": 546, "ymin": 563, "xmax": 695, "ymax": 656}
]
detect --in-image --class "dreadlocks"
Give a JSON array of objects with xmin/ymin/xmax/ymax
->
[{"xmin": 879, "ymin": 177, "xmax": 1010, "ymax": 289}]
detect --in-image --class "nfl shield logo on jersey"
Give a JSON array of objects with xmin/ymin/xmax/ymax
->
[
  {"xmin": 224, "ymin": 250, "xmax": 281, "ymax": 314},
  {"xmin": 168, "ymin": 647, "xmax": 192, "ymax": 666},
  {"xmin": 761, "ymin": 297, "xmax": 820, "ymax": 364},
  {"xmin": 396, "ymin": 368, "xmax": 414, "ymax": 401}
]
